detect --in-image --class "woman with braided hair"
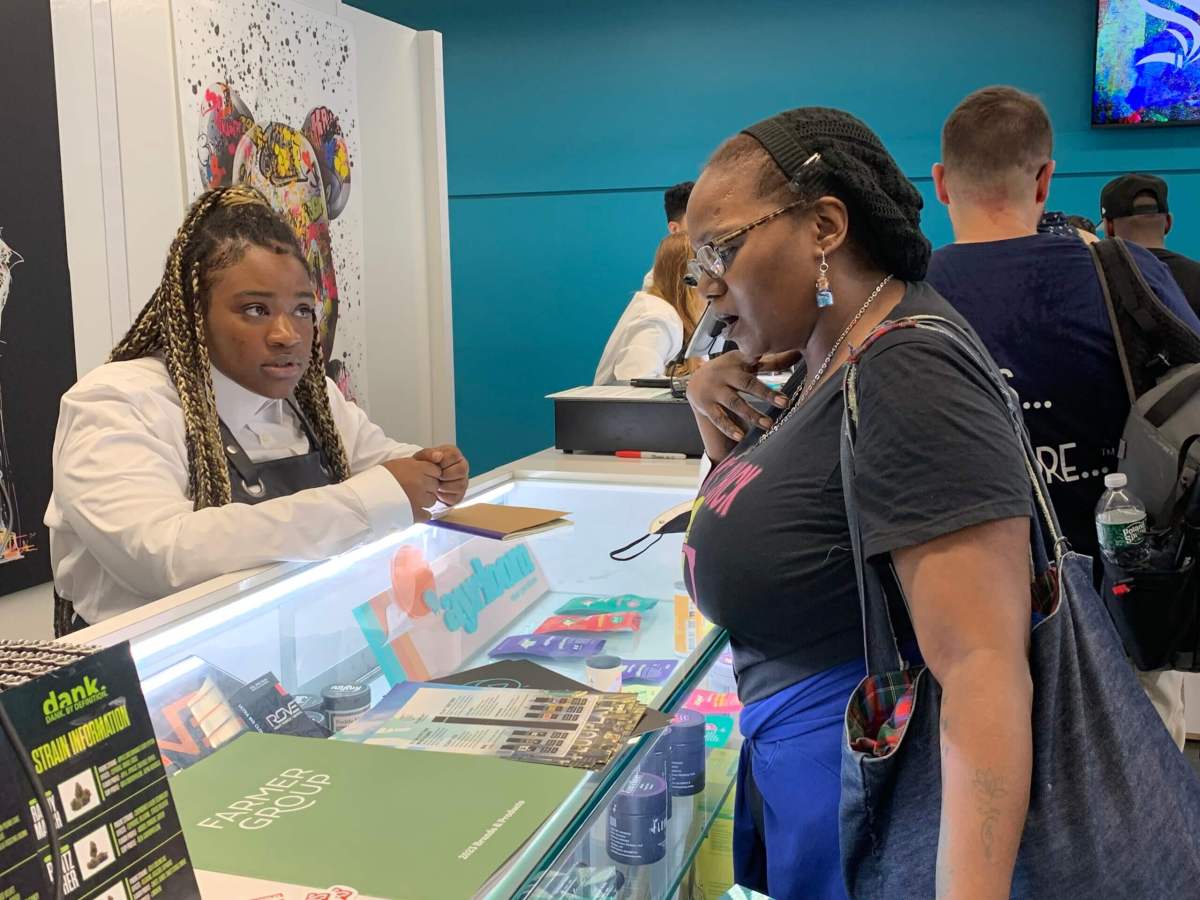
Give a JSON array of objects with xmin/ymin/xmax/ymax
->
[
  {"xmin": 46, "ymin": 185, "xmax": 467, "ymax": 631},
  {"xmin": 680, "ymin": 109, "xmax": 1034, "ymax": 898}
]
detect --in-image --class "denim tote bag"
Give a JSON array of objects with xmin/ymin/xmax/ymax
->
[{"xmin": 837, "ymin": 315, "xmax": 1200, "ymax": 898}]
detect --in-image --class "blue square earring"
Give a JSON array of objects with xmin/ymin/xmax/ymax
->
[{"xmin": 816, "ymin": 250, "xmax": 834, "ymax": 308}]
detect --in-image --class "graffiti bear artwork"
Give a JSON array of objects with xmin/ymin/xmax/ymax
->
[{"xmin": 198, "ymin": 82, "xmax": 354, "ymax": 396}]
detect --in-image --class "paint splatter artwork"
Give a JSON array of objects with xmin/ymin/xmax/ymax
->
[
  {"xmin": 0, "ymin": 233, "xmax": 35, "ymax": 565},
  {"xmin": 1094, "ymin": 1, "xmax": 1200, "ymax": 125},
  {"xmin": 170, "ymin": 0, "xmax": 367, "ymax": 402}
]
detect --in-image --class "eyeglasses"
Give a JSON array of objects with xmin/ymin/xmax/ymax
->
[
  {"xmin": 685, "ymin": 151, "xmax": 823, "ymax": 286},
  {"xmin": 685, "ymin": 198, "xmax": 810, "ymax": 285}
]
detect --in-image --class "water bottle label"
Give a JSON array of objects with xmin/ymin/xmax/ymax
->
[{"xmin": 1097, "ymin": 518, "xmax": 1146, "ymax": 551}]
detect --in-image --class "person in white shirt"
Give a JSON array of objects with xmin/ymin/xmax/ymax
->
[
  {"xmin": 595, "ymin": 232, "xmax": 705, "ymax": 384},
  {"xmin": 46, "ymin": 185, "xmax": 468, "ymax": 632}
]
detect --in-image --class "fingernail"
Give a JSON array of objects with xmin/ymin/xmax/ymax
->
[
  {"xmin": 759, "ymin": 418, "xmax": 773, "ymax": 430},
  {"xmin": 731, "ymin": 430, "xmax": 744, "ymax": 441},
  {"xmin": 773, "ymin": 395, "xmax": 788, "ymax": 407}
]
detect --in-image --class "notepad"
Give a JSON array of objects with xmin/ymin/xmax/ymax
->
[{"xmin": 430, "ymin": 503, "xmax": 572, "ymax": 541}]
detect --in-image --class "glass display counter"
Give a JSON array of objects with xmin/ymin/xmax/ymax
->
[{"xmin": 67, "ymin": 452, "xmax": 741, "ymax": 899}]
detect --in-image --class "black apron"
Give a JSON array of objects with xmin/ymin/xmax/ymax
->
[
  {"xmin": 54, "ymin": 400, "xmax": 334, "ymax": 636},
  {"xmin": 220, "ymin": 400, "xmax": 335, "ymax": 505}
]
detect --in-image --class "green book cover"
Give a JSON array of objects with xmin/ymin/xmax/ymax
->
[{"xmin": 170, "ymin": 732, "xmax": 583, "ymax": 899}]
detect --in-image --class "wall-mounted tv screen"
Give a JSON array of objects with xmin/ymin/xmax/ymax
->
[{"xmin": 1094, "ymin": 1, "xmax": 1200, "ymax": 126}]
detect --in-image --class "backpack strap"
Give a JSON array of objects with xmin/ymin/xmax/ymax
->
[
  {"xmin": 1089, "ymin": 241, "xmax": 1137, "ymax": 405},
  {"xmin": 1090, "ymin": 238, "xmax": 1200, "ymax": 398}
]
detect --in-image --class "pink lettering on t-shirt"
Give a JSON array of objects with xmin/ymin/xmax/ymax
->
[{"xmin": 701, "ymin": 457, "xmax": 763, "ymax": 519}]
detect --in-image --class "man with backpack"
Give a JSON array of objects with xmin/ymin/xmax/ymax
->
[
  {"xmin": 926, "ymin": 86, "xmax": 1200, "ymax": 747},
  {"xmin": 1101, "ymin": 173, "xmax": 1200, "ymax": 317}
]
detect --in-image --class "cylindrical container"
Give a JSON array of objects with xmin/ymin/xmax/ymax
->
[
  {"xmin": 607, "ymin": 772, "xmax": 668, "ymax": 866},
  {"xmin": 638, "ymin": 733, "xmax": 669, "ymax": 780},
  {"xmin": 637, "ymin": 733, "xmax": 672, "ymax": 819},
  {"xmin": 667, "ymin": 709, "xmax": 706, "ymax": 797},
  {"xmin": 586, "ymin": 654, "xmax": 623, "ymax": 692},
  {"xmin": 321, "ymin": 683, "xmax": 371, "ymax": 733}
]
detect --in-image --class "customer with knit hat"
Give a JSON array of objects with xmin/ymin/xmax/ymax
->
[{"xmin": 681, "ymin": 108, "xmax": 1034, "ymax": 898}]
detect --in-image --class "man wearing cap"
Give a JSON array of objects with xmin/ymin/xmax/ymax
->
[
  {"xmin": 927, "ymin": 86, "xmax": 1200, "ymax": 748},
  {"xmin": 1101, "ymin": 173, "xmax": 1200, "ymax": 316}
]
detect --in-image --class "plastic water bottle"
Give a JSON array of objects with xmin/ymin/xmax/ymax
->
[{"xmin": 1095, "ymin": 473, "xmax": 1149, "ymax": 568}]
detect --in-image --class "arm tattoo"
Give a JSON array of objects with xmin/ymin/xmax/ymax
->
[{"xmin": 973, "ymin": 768, "xmax": 1009, "ymax": 862}]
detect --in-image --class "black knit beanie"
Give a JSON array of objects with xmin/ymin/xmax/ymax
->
[{"xmin": 742, "ymin": 107, "xmax": 931, "ymax": 282}]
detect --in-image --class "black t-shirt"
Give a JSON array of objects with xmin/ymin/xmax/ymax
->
[
  {"xmin": 682, "ymin": 283, "xmax": 1032, "ymax": 704},
  {"xmin": 1150, "ymin": 247, "xmax": 1200, "ymax": 318}
]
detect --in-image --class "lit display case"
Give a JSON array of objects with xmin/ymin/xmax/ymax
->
[{"xmin": 69, "ymin": 452, "xmax": 741, "ymax": 899}]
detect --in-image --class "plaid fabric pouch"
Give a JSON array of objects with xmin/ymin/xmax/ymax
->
[{"xmin": 846, "ymin": 670, "xmax": 917, "ymax": 759}]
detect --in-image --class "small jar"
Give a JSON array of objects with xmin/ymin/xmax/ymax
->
[
  {"xmin": 607, "ymin": 772, "xmax": 668, "ymax": 865},
  {"xmin": 321, "ymin": 683, "xmax": 371, "ymax": 733},
  {"xmin": 666, "ymin": 709, "xmax": 706, "ymax": 797},
  {"xmin": 585, "ymin": 654, "xmax": 623, "ymax": 692}
]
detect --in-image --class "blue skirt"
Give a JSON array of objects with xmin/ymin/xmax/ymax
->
[{"xmin": 734, "ymin": 658, "xmax": 865, "ymax": 900}]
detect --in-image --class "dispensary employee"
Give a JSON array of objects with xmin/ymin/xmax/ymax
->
[{"xmin": 46, "ymin": 186, "xmax": 468, "ymax": 633}]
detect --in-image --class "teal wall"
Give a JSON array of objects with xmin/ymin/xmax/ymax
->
[{"xmin": 350, "ymin": 0, "xmax": 1200, "ymax": 472}]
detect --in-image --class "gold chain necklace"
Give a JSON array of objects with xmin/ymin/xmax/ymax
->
[{"xmin": 755, "ymin": 274, "xmax": 894, "ymax": 448}]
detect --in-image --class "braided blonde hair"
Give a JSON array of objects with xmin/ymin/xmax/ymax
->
[{"xmin": 110, "ymin": 185, "xmax": 352, "ymax": 509}]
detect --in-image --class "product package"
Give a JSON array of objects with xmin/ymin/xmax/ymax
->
[
  {"xmin": 534, "ymin": 613, "xmax": 642, "ymax": 635},
  {"xmin": 606, "ymin": 772, "xmax": 668, "ymax": 866},
  {"xmin": 667, "ymin": 709, "xmax": 707, "ymax": 797},
  {"xmin": 703, "ymin": 714, "xmax": 736, "ymax": 749},
  {"xmin": 489, "ymin": 635, "xmax": 607, "ymax": 660},
  {"xmin": 320, "ymin": 683, "xmax": 371, "ymax": 733},
  {"xmin": 555, "ymin": 594, "xmax": 660, "ymax": 615},
  {"xmin": 621, "ymin": 659, "xmax": 678, "ymax": 684},
  {"xmin": 673, "ymin": 594, "xmax": 714, "ymax": 655},
  {"xmin": 140, "ymin": 655, "xmax": 248, "ymax": 774},
  {"xmin": 683, "ymin": 689, "xmax": 743, "ymax": 716},
  {"xmin": 229, "ymin": 672, "xmax": 330, "ymax": 739}
]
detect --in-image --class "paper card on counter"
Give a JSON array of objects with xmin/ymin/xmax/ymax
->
[
  {"xmin": 334, "ymin": 681, "xmax": 647, "ymax": 770},
  {"xmin": 546, "ymin": 385, "xmax": 672, "ymax": 401},
  {"xmin": 435, "ymin": 660, "xmax": 672, "ymax": 737},
  {"xmin": 430, "ymin": 503, "xmax": 572, "ymax": 541}
]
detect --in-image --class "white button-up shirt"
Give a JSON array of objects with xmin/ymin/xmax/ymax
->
[
  {"xmin": 45, "ymin": 358, "xmax": 421, "ymax": 623},
  {"xmin": 593, "ymin": 291, "xmax": 685, "ymax": 385}
]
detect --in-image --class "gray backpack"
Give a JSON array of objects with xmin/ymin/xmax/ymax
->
[
  {"xmin": 1089, "ymin": 237, "xmax": 1200, "ymax": 670},
  {"xmin": 1090, "ymin": 238, "xmax": 1200, "ymax": 524}
]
